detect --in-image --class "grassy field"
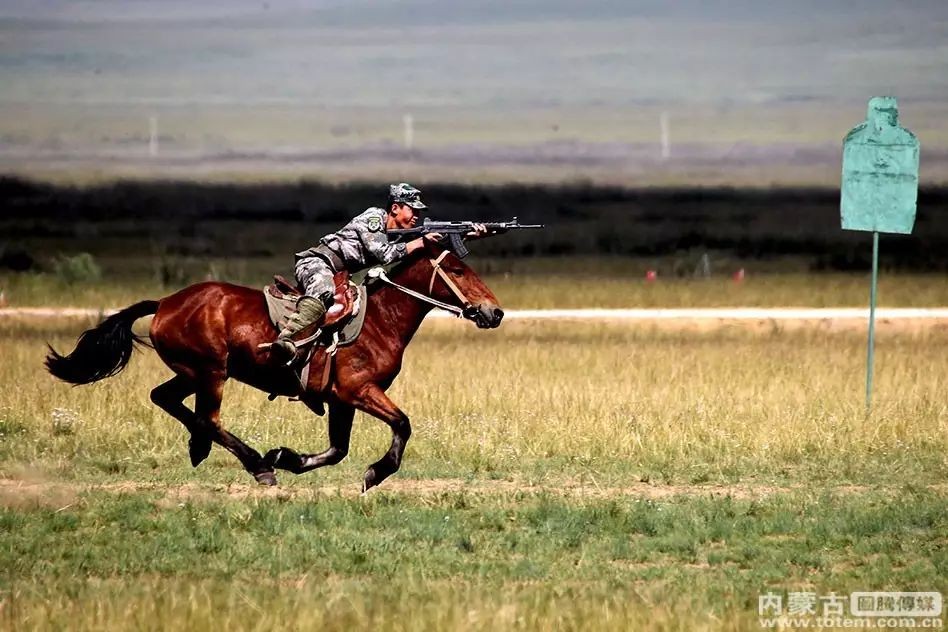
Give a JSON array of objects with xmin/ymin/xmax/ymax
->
[
  {"xmin": 1, "ymin": 316, "xmax": 946, "ymax": 629},
  {"xmin": 3, "ymin": 489, "xmax": 944, "ymax": 631}
]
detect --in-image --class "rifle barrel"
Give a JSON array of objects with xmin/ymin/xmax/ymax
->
[{"xmin": 387, "ymin": 220, "xmax": 544, "ymax": 235}]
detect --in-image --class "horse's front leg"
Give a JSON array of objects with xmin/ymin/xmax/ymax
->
[
  {"xmin": 265, "ymin": 398, "xmax": 355, "ymax": 474},
  {"xmin": 349, "ymin": 384, "xmax": 411, "ymax": 492}
]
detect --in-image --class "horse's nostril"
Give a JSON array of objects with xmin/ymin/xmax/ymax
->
[{"xmin": 492, "ymin": 308, "xmax": 504, "ymax": 325}]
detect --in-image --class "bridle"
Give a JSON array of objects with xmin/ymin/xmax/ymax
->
[{"xmin": 367, "ymin": 251, "xmax": 475, "ymax": 318}]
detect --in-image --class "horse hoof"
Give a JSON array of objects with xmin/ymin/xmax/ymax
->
[
  {"xmin": 362, "ymin": 468, "xmax": 380, "ymax": 493},
  {"xmin": 254, "ymin": 471, "xmax": 278, "ymax": 486},
  {"xmin": 189, "ymin": 436, "xmax": 212, "ymax": 467}
]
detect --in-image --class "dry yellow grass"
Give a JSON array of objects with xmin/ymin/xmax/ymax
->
[{"xmin": 2, "ymin": 317, "xmax": 945, "ymax": 487}]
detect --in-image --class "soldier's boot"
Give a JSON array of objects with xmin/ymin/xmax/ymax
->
[{"xmin": 269, "ymin": 295, "xmax": 329, "ymax": 364}]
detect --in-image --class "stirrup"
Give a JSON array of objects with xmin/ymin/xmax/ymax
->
[
  {"xmin": 265, "ymin": 339, "xmax": 299, "ymax": 367},
  {"xmin": 259, "ymin": 324, "xmax": 324, "ymax": 367}
]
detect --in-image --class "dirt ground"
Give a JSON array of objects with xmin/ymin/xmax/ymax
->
[{"xmin": 3, "ymin": 475, "xmax": 944, "ymax": 511}]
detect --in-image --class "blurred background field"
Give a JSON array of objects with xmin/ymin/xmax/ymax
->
[
  {"xmin": 3, "ymin": 1, "xmax": 947, "ymax": 306},
  {"xmin": 5, "ymin": 101, "xmax": 948, "ymax": 187},
  {"xmin": 2, "ymin": 178, "xmax": 948, "ymax": 310}
]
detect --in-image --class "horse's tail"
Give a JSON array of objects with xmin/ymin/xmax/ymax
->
[{"xmin": 45, "ymin": 300, "xmax": 159, "ymax": 385}]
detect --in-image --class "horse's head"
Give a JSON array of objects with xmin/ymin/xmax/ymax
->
[{"xmin": 386, "ymin": 241, "xmax": 504, "ymax": 329}]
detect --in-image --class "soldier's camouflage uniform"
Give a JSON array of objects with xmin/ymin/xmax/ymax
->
[
  {"xmin": 268, "ymin": 183, "xmax": 425, "ymax": 360},
  {"xmin": 294, "ymin": 207, "xmax": 409, "ymax": 298}
]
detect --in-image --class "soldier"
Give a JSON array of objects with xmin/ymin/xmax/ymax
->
[{"xmin": 271, "ymin": 183, "xmax": 482, "ymax": 360}]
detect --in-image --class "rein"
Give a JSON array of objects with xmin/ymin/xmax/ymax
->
[{"xmin": 367, "ymin": 251, "xmax": 472, "ymax": 317}]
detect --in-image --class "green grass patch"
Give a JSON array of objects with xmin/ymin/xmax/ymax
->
[{"xmin": 1, "ymin": 489, "xmax": 945, "ymax": 630}]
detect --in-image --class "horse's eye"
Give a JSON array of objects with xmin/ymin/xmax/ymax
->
[{"xmin": 446, "ymin": 267, "xmax": 465, "ymax": 275}]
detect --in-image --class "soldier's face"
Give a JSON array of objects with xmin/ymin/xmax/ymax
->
[{"xmin": 388, "ymin": 203, "xmax": 418, "ymax": 229}]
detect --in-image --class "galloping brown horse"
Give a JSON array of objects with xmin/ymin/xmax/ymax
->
[{"xmin": 46, "ymin": 242, "xmax": 503, "ymax": 491}]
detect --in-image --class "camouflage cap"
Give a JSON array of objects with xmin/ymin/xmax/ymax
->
[{"xmin": 389, "ymin": 182, "xmax": 427, "ymax": 210}]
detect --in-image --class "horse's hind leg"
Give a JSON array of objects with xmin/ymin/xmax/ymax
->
[
  {"xmin": 150, "ymin": 375, "xmax": 212, "ymax": 467},
  {"xmin": 265, "ymin": 398, "xmax": 354, "ymax": 474},
  {"xmin": 195, "ymin": 375, "xmax": 277, "ymax": 486}
]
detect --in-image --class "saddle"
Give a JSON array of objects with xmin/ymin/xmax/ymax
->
[
  {"xmin": 262, "ymin": 272, "xmax": 369, "ymax": 407},
  {"xmin": 266, "ymin": 272, "xmax": 357, "ymax": 331}
]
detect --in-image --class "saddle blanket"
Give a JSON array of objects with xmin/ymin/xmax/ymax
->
[{"xmin": 262, "ymin": 282, "xmax": 369, "ymax": 350}]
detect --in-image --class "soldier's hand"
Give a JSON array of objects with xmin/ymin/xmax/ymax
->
[
  {"xmin": 466, "ymin": 223, "xmax": 488, "ymax": 239},
  {"xmin": 407, "ymin": 233, "xmax": 442, "ymax": 254}
]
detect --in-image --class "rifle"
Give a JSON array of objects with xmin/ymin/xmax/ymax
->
[{"xmin": 388, "ymin": 217, "xmax": 544, "ymax": 258}]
